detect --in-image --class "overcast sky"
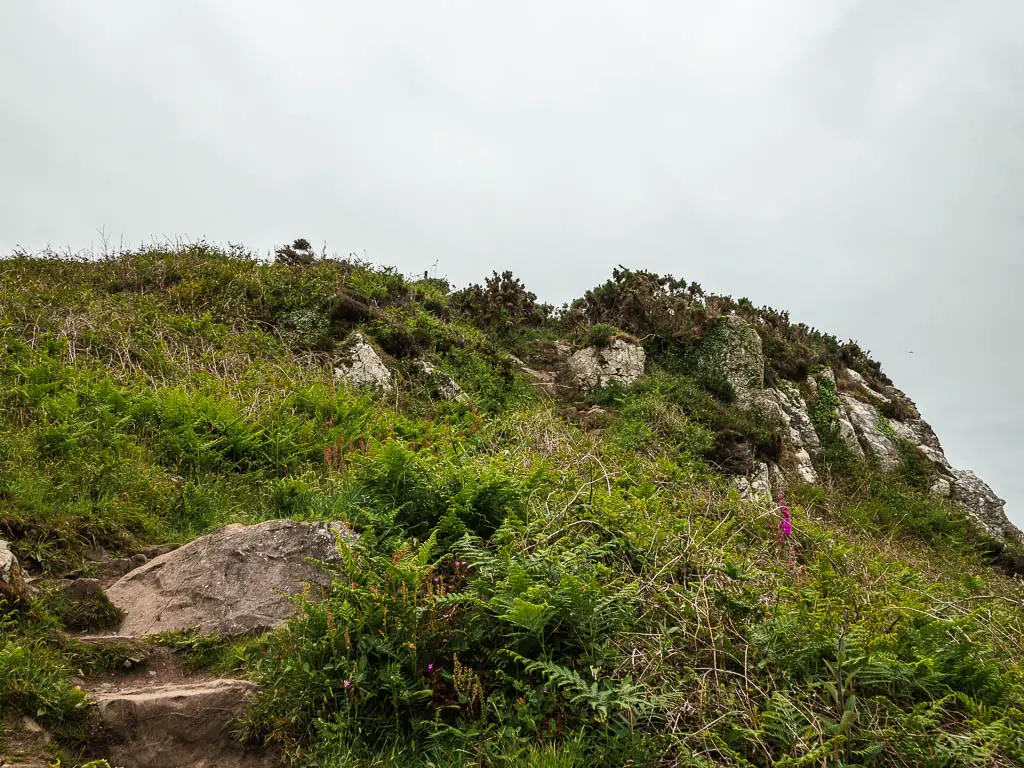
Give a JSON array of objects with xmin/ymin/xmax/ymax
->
[{"xmin": 2, "ymin": 1, "xmax": 1021, "ymax": 523}]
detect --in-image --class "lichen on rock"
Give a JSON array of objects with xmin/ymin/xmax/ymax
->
[{"xmin": 566, "ymin": 338, "xmax": 645, "ymax": 392}]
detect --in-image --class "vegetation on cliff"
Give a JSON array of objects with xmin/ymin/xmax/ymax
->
[{"xmin": 2, "ymin": 244, "xmax": 1023, "ymax": 767}]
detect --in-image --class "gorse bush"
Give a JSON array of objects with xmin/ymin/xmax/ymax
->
[{"xmin": 2, "ymin": 246, "xmax": 1024, "ymax": 767}]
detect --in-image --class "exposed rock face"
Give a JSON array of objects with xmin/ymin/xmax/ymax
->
[
  {"xmin": 696, "ymin": 315, "xmax": 765, "ymax": 407},
  {"xmin": 106, "ymin": 520, "xmax": 355, "ymax": 637},
  {"xmin": 333, "ymin": 332, "xmax": 392, "ymax": 390},
  {"xmin": 566, "ymin": 338, "xmax": 645, "ymax": 391},
  {"xmin": 767, "ymin": 384, "xmax": 819, "ymax": 485},
  {"xmin": 839, "ymin": 394, "xmax": 900, "ymax": 471},
  {"xmin": 0, "ymin": 538, "xmax": 29, "ymax": 605},
  {"xmin": 950, "ymin": 470, "xmax": 1019, "ymax": 543},
  {"xmin": 91, "ymin": 679, "xmax": 278, "ymax": 768},
  {"xmin": 417, "ymin": 360, "xmax": 468, "ymax": 402}
]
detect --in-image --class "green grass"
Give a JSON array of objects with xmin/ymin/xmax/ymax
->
[{"xmin": 2, "ymin": 246, "xmax": 1024, "ymax": 766}]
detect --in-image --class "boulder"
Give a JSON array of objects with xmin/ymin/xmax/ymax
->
[
  {"xmin": 565, "ymin": 338, "xmax": 645, "ymax": 391},
  {"xmin": 417, "ymin": 361, "xmax": 468, "ymax": 402},
  {"xmin": 333, "ymin": 333, "xmax": 392, "ymax": 390},
  {"xmin": 839, "ymin": 395, "xmax": 900, "ymax": 471},
  {"xmin": 90, "ymin": 679, "xmax": 278, "ymax": 768},
  {"xmin": 106, "ymin": 520, "xmax": 355, "ymax": 638},
  {"xmin": 950, "ymin": 470, "xmax": 1020, "ymax": 544},
  {"xmin": 0, "ymin": 538, "xmax": 30, "ymax": 605},
  {"xmin": 695, "ymin": 315, "xmax": 764, "ymax": 407}
]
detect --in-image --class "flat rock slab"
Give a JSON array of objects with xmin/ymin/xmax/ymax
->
[
  {"xmin": 106, "ymin": 519, "xmax": 354, "ymax": 638},
  {"xmin": 91, "ymin": 679, "xmax": 278, "ymax": 768}
]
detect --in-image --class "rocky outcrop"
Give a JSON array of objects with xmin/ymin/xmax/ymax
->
[
  {"xmin": 417, "ymin": 360, "xmax": 468, "ymax": 402},
  {"xmin": 0, "ymin": 538, "xmax": 30, "ymax": 605},
  {"xmin": 839, "ymin": 394, "xmax": 901, "ymax": 472},
  {"xmin": 333, "ymin": 332, "xmax": 392, "ymax": 390},
  {"xmin": 91, "ymin": 679, "xmax": 278, "ymax": 768},
  {"xmin": 950, "ymin": 470, "xmax": 1019, "ymax": 543},
  {"xmin": 695, "ymin": 315, "xmax": 765, "ymax": 407},
  {"xmin": 566, "ymin": 338, "xmax": 645, "ymax": 391},
  {"xmin": 766, "ymin": 384, "xmax": 820, "ymax": 485},
  {"xmin": 106, "ymin": 520, "xmax": 356, "ymax": 637}
]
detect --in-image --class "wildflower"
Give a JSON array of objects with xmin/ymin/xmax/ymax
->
[
  {"xmin": 777, "ymin": 491, "xmax": 792, "ymax": 541},
  {"xmin": 344, "ymin": 680, "xmax": 351, "ymax": 688},
  {"xmin": 428, "ymin": 663, "xmax": 434, "ymax": 671}
]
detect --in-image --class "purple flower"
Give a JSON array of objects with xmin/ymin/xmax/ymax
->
[
  {"xmin": 777, "ymin": 492, "xmax": 792, "ymax": 541},
  {"xmin": 428, "ymin": 663, "xmax": 434, "ymax": 671},
  {"xmin": 344, "ymin": 680, "xmax": 351, "ymax": 688}
]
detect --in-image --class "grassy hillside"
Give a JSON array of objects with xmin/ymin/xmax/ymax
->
[{"xmin": 2, "ymin": 244, "xmax": 1024, "ymax": 767}]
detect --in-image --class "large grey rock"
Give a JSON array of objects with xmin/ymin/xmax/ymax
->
[
  {"xmin": 91, "ymin": 679, "xmax": 278, "ymax": 768},
  {"xmin": 106, "ymin": 520, "xmax": 355, "ymax": 638},
  {"xmin": 767, "ymin": 384, "xmax": 820, "ymax": 485},
  {"xmin": 566, "ymin": 338, "xmax": 645, "ymax": 391},
  {"xmin": 333, "ymin": 333, "xmax": 392, "ymax": 390},
  {"xmin": 839, "ymin": 395, "xmax": 900, "ymax": 471},
  {"xmin": 695, "ymin": 314, "xmax": 764, "ymax": 407},
  {"xmin": 0, "ymin": 538, "xmax": 29, "ymax": 605},
  {"xmin": 950, "ymin": 470, "xmax": 1020, "ymax": 543}
]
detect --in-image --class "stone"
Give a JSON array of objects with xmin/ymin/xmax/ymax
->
[
  {"xmin": 695, "ymin": 314, "xmax": 764, "ymax": 407},
  {"xmin": 106, "ymin": 519, "xmax": 356, "ymax": 638},
  {"xmin": 841, "ymin": 368, "xmax": 891, "ymax": 406},
  {"xmin": 734, "ymin": 461, "xmax": 773, "ymax": 503},
  {"xmin": 62, "ymin": 577, "xmax": 104, "ymax": 602},
  {"xmin": 130, "ymin": 553, "xmax": 148, "ymax": 568},
  {"xmin": 90, "ymin": 679, "xmax": 278, "ymax": 768},
  {"xmin": 565, "ymin": 338, "xmax": 645, "ymax": 392},
  {"xmin": 0, "ymin": 538, "xmax": 30, "ymax": 605},
  {"xmin": 417, "ymin": 360, "xmax": 468, "ymax": 402},
  {"xmin": 950, "ymin": 470, "xmax": 1020, "ymax": 544},
  {"xmin": 930, "ymin": 477, "xmax": 953, "ymax": 498},
  {"xmin": 333, "ymin": 332, "xmax": 392, "ymax": 390},
  {"xmin": 766, "ymin": 384, "xmax": 820, "ymax": 485},
  {"xmin": 839, "ymin": 395, "xmax": 900, "ymax": 471}
]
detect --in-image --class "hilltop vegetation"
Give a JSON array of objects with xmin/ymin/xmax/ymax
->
[{"xmin": 2, "ymin": 244, "xmax": 1024, "ymax": 767}]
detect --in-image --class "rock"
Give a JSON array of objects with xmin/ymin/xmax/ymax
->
[
  {"xmin": 565, "ymin": 338, "xmax": 645, "ymax": 392},
  {"xmin": 101, "ymin": 558, "xmax": 135, "ymax": 582},
  {"xmin": 888, "ymin": 419, "xmax": 951, "ymax": 471},
  {"xmin": 106, "ymin": 520, "xmax": 355, "ymax": 638},
  {"xmin": 930, "ymin": 477, "xmax": 953, "ymax": 498},
  {"xmin": 841, "ymin": 368, "xmax": 891, "ymax": 406},
  {"xmin": 950, "ymin": 470, "xmax": 1020, "ymax": 543},
  {"xmin": 734, "ymin": 461, "xmax": 773, "ymax": 503},
  {"xmin": 766, "ymin": 384, "xmax": 819, "ymax": 485},
  {"xmin": 695, "ymin": 315, "xmax": 764, "ymax": 407},
  {"xmin": 130, "ymin": 553, "xmax": 148, "ymax": 568},
  {"xmin": 417, "ymin": 361, "xmax": 468, "ymax": 402},
  {"xmin": 90, "ymin": 679, "xmax": 278, "ymax": 768},
  {"xmin": 708, "ymin": 431, "xmax": 755, "ymax": 476},
  {"xmin": 0, "ymin": 538, "xmax": 30, "ymax": 605},
  {"xmin": 138, "ymin": 544, "xmax": 178, "ymax": 559},
  {"xmin": 839, "ymin": 395, "xmax": 900, "ymax": 471},
  {"xmin": 333, "ymin": 332, "xmax": 392, "ymax": 390},
  {"xmin": 63, "ymin": 577, "xmax": 104, "ymax": 602}
]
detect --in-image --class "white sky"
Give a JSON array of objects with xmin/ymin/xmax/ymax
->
[{"xmin": 2, "ymin": 1, "xmax": 1022, "ymax": 521}]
